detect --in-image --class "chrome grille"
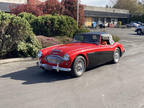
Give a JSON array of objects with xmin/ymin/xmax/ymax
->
[{"xmin": 45, "ymin": 55, "xmax": 64, "ymax": 64}]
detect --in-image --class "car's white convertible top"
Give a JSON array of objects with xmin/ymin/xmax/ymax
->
[{"xmin": 101, "ymin": 33, "xmax": 115, "ymax": 45}]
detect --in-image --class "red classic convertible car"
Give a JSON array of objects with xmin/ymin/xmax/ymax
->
[{"xmin": 37, "ymin": 32, "xmax": 125, "ymax": 77}]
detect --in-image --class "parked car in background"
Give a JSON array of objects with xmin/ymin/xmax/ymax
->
[
  {"xmin": 104, "ymin": 22, "xmax": 109, "ymax": 27},
  {"xmin": 99, "ymin": 23, "xmax": 105, "ymax": 28},
  {"xmin": 137, "ymin": 22, "xmax": 144, "ymax": 26},
  {"xmin": 127, "ymin": 22, "xmax": 140, "ymax": 28},
  {"xmin": 92, "ymin": 21, "xmax": 97, "ymax": 28},
  {"xmin": 135, "ymin": 25, "xmax": 144, "ymax": 35},
  {"xmin": 37, "ymin": 32, "xmax": 125, "ymax": 77}
]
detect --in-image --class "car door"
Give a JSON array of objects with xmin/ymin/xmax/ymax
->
[
  {"xmin": 86, "ymin": 35, "xmax": 114, "ymax": 68},
  {"xmin": 86, "ymin": 44, "xmax": 103, "ymax": 68},
  {"xmin": 99, "ymin": 44, "xmax": 114, "ymax": 64}
]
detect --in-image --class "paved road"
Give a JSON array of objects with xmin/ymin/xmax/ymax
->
[{"xmin": 0, "ymin": 28, "xmax": 144, "ymax": 108}]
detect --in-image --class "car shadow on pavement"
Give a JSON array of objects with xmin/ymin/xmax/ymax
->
[{"xmin": 0, "ymin": 66, "xmax": 73, "ymax": 85}]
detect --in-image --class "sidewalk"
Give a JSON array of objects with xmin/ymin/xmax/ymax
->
[{"xmin": 0, "ymin": 57, "xmax": 37, "ymax": 64}]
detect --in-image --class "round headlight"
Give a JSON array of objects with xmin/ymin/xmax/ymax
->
[
  {"xmin": 38, "ymin": 51, "xmax": 42, "ymax": 58},
  {"xmin": 64, "ymin": 54, "xmax": 69, "ymax": 61}
]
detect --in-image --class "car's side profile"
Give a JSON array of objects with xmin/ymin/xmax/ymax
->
[{"xmin": 37, "ymin": 32, "xmax": 125, "ymax": 77}]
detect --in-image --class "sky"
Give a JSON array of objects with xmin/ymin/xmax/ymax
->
[
  {"xmin": 58, "ymin": 0, "xmax": 109, "ymax": 7},
  {"xmin": 81, "ymin": 0, "xmax": 109, "ymax": 7}
]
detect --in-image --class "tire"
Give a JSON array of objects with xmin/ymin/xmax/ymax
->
[
  {"xmin": 137, "ymin": 29, "xmax": 142, "ymax": 35},
  {"xmin": 71, "ymin": 56, "xmax": 86, "ymax": 77},
  {"xmin": 113, "ymin": 48, "xmax": 120, "ymax": 63}
]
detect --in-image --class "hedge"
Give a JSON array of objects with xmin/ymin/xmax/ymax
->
[
  {"xmin": 76, "ymin": 27, "xmax": 90, "ymax": 34},
  {"xmin": 0, "ymin": 12, "xmax": 41, "ymax": 58},
  {"xmin": 31, "ymin": 14, "xmax": 78, "ymax": 37},
  {"xmin": 18, "ymin": 12, "xmax": 37, "ymax": 25}
]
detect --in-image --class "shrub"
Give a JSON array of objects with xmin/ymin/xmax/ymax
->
[
  {"xmin": 31, "ymin": 15, "xmax": 78, "ymax": 37},
  {"xmin": 55, "ymin": 36, "xmax": 72, "ymax": 44},
  {"xmin": 112, "ymin": 35, "xmax": 120, "ymax": 42},
  {"xmin": 76, "ymin": 27, "xmax": 90, "ymax": 34},
  {"xmin": 37, "ymin": 36, "xmax": 59, "ymax": 48},
  {"xmin": 0, "ymin": 12, "xmax": 41, "ymax": 58},
  {"xmin": 18, "ymin": 12, "xmax": 37, "ymax": 24},
  {"xmin": 17, "ymin": 33, "xmax": 41, "ymax": 57}
]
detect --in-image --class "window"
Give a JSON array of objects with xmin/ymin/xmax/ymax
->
[{"xmin": 73, "ymin": 34, "xmax": 100, "ymax": 44}]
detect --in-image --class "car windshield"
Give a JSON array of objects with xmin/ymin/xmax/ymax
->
[{"xmin": 73, "ymin": 34, "xmax": 100, "ymax": 44}]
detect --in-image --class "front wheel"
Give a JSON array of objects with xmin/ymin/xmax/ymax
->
[
  {"xmin": 71, "ymin": 56, "xmax": 86, "ymax": 77},
  {"xmin": 113, "ymin": 48, "xmax": 120, "ymax": 63}
]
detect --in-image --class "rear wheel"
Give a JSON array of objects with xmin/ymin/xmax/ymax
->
[
  {"xmin": 71, "ymin": 56, "xmax": 86, "ymax": 77},
  {"xmin": 137, "ymin": 29, "xmax": 142, "ymax": 35},
  {"xmin": 113, "ymin": 48, "xmax": 120, "ymax": 63}
]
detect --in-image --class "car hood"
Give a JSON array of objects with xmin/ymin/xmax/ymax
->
[{"xmin": 49, "ymin": 43, "xmax": 97, "ymax": 56}]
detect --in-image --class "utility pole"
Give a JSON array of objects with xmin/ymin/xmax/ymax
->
[{"xmin": 77, "ymin": 0, "xmax": 79, "ymax": 27}]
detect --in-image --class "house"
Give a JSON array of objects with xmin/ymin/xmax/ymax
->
[{"xmin": 84, "ymin": 6, "xmax": 130, "ymax": 27}]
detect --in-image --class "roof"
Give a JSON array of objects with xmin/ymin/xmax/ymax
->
[
  {"xmin": 84, "ymin": 6, "xmax": 129, "ymax": 14},
  {"xmin": 84, "ymin": 5, "xmax": 130, "ymax": 18},
  {"xmin": 84, "ymin": 10, "xmax": 130, "ymax": 18}
]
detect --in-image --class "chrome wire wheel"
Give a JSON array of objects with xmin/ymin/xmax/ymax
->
[
  {"xmin": 71, "ymin": 56, "xmax": 86, "ymax": 77},
  {"xmin": 113, "ymin": 48, "xmax": 120, "ymax": 63},
  {"xmin": 75, "ymin": 60, "xmax": 85, "ymax": 76}
]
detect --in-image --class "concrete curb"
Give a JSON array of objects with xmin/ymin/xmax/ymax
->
[{"xmin": 0, "ymin": 57, "xmax": 37, "ymax": 64}]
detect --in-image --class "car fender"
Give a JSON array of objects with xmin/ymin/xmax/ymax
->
[
  {"xmin": 69, "ymin": 51, "xmax": 89, "ymax": 67},
  {"xmin": 113, "ymin": 42, "xmax": 125, "ymax": 56}
]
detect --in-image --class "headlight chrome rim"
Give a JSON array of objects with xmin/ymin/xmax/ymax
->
[{"xmin": 63, "ymin": 53, "xmax": 69, "ymax": 61}]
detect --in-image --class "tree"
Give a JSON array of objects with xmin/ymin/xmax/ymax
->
[
  {"xmin": 10, "ymin": 4, "xmax": 43, "ymax": 16},
  {"xmin": 140, "ymin": 0, "xmax": 144, "ymax": 4},
  {"xmin": 10, "ymin": 0, "xmax": 43, "ymax": 16},
  {"xmin": 62, "ymin": 0, "xmax": 85, "ymax": 27},
  {"xmin": 111, "ymin": 0, "xmax": 144, "ymax": 15},
  {"xmin": 39, "ymin": 0, "xmax": 64, "ymax": 15},
  {"xmin": 27, "ymin": 0, "xmax": 42, "ymax": 5}
]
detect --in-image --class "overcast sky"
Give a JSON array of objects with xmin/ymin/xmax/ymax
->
[
  {"xmin": 58, "ymin": 0, "xmax": 109, "ymax": 7},
  {"xmin": 81, "ymin": 0, "xmax": 108, "ymax": 7}
]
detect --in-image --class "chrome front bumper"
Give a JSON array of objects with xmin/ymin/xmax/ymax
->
[{"xmin": 37, "ymin": 62, "xmax": 71, "ymax": 72}]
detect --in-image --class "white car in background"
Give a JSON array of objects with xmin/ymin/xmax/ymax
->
[
  {"xmin": 135, "ymin": 25, "xmax": 144, "ymax": 35},
  {"xmin": 104, "ymin": 23, "xmax": 109, "ymax": 27},
  {"xmin": 127, "ymin": 22, "xmax": 140, "ymax": 28}
]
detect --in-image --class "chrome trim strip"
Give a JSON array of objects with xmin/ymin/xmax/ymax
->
[{"xmin": 52, "ymin": 66, "xmax": 71, "ymax": 72}]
